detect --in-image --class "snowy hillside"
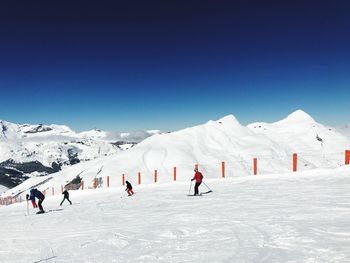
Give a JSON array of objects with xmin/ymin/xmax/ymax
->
[
  {"xmin": 1, "ymin": 167, "xmax": 350, "ymax": 262},
  {"xmin": 0, "ymin": 120, "xmax": 158, "ymax": 189},
  {"xmin": 247, "ymin": 110, "xmax": 349, "ymax": 165},
  {"xmin": 4, "ymin": 110, "xmax": 350, "ymax": 198},
  {"xmin": 338, "ymin": 124, "xmax": 350, "ymax": 140},
  {"xmin": 0, "ymin": 185, "xmax": 8, "ymax": 194}
]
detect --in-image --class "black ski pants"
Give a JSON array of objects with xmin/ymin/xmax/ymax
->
[
  {"xmin": 194, "ymin": 182, "xmax": 201, "ymax": 195},
  {"xmin": 38, "ymin": 197, "xmax": 45, "ymax": 212},
  {"xmin": 60, "ymin": 197, "xmax": 72, "ymax": 205}
]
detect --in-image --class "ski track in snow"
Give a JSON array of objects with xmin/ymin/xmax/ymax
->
[{"xmin": 1, "ymin": 169, "xmax": 350, "ymax": 262}]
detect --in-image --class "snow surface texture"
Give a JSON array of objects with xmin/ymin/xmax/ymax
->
[
  {"xmin": 1, "ymin": 167, "xmax": 350, "ymax": 262},
  {"xmin": 5, "ymin": 110, "xmax": 350, "ymax": 198}
]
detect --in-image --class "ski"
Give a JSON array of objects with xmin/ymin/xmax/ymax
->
[{"xmin": 36, "ymin": 208, "xmax": 64, "ymax": 214}]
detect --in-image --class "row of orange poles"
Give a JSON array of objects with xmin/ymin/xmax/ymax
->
[{"xmin": 64, "ymin": 150, "xmax": 350, "ymax": 191}]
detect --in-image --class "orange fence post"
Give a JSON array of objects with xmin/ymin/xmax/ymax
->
[
  {"xmin": 81, "ymin": 181, "xmax": 84, "ymax": 190},
  {"xmin": 122, "ymin": 174, "xmax": 125, "ymax": 186},
  {"xmin": 94, "ymin": 178, "xmax": 97, "ymax": 189},
  {"xmin": 345, "ymin": 150, "xmax": 350, "ymax": 165},
  {"xmin": 173, "ymin": 167, "xmax": 177, "ymax": 181},
  {"xmin": 138, "ymin": 172, "xmax": 141, "ymax": 185},
  {"xmin": 221, "ymin": 161, "xmax": 225, "ymax": 178},
  {"xmin": 107, "ymin": 176, "xmax": 110, "ymax": 188},
  {"xmin": 154, "ymin": 170, "xmax": 157, "ymax": 183},
  {"xmin": 293, "ymin": 153, "xmax": 298, "ymax": 172},
  {"xmin": 253, "ymin": 158, "xmax": 257, "ymax": 175}
]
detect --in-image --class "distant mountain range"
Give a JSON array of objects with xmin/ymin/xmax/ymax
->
[{"xmin": 0, "ymin": 119, "xmax": 160, "ymax": 190}]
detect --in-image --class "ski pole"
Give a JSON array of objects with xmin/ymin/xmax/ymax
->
[
  {"xmin": 202, "ymin": 182, "xmax": 212, "ymax": 192},
  {"xmin": 188, "ymin": 181, "xmax": 193, "ymax": 195}
]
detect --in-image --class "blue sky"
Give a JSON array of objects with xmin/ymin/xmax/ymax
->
[{"xmin": 0, "ymin": 1, "xmax": 349, "ymax": 131}]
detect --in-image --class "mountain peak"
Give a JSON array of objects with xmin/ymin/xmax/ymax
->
[
  {"xmin": 216, "ymin": 114, "xmax": 241, "ymax": 126},
  {"xmin": 279, "ymin": 110, "xmax": 316, "ymax": 124}
]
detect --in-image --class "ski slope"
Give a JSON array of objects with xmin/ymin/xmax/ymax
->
[{"xmin": 1, "ymin": 167, "xmax": 350, "ymax": 263}]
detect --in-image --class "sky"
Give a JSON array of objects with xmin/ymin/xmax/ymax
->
[{"xmin": 0, "ymin": 0, "xmax": 349, "ymax": 131}]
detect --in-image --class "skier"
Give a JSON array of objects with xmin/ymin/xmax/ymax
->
[
  {"xmin": 191, "ymin": 168, "xmax": 203, "ymax": 196},
  {"xmin": 125, "ymin": 181, "xmax": 134, "ymax": 196},
  {"xmin": 26, "ymin": 194, "xmax": 38, "ymax": 208},
  {"xmin": 60, "ymin": 189, "xmax": 72, "ymax": 206},
  {"xmin": 28, "ymin": 188, "xmax": 45, "ymax": 213}
]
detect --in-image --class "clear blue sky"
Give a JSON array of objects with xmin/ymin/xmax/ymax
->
[{"xmin": 0, "ymin": 1, "xmax": 349, "ymax": 131}]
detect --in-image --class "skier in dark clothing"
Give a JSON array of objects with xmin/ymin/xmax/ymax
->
[
  {"xmin": 191, "ymin": 168, "xmax": 203, "ymax": 196},
  {"xmin": 125, "ymin": 181, "xmax": 134, "ymax": 196},
  {"xmin": 60, "ymin": 190, "xmax": 72, "ymax": 206},
  {"xmin": 27, "ymin": 188, "xmax": 45, "ymax": 213}
]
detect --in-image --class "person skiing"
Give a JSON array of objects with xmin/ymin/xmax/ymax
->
[
  {"xmin": 27, "ymin": 188, "xmax": 45, "ymax": 213},
  {"xmin": 26, "ymin": 194, "xmax": 38, "ymax": 208},
  {"xmin": 60, "ymin": 189, "xmax": 72, "ymax": 206},
  {"xmin": 191, "ymin": 168, "xmax": 203, "ymax": 196},
  {"xmin": 125, "ymin": 181, "xmax": 134, "ymax": 196}
]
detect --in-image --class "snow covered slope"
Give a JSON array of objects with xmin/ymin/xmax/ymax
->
[
  {"xmin": 1, "ymin": 167, "xmax": 350, "ymax": 262},
  {"xmin": 5, "ymin": 110, "xmax": 350, "ymax": 198},
  {"xmin": 338, "ymin": 124, "xmax": 350, "ymax": 140},
  {"xmin": 0, "ymin": 120, "xmax": 158, "ymax": 189},
  {"xmin": 247, "ymin": 110, "xmax": 349, "ymax": 168},
  {"xmin": 0, "ymin": 185, "xmax": 8, "ymax": 194}
]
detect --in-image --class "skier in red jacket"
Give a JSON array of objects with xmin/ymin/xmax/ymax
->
[{"xmin": 191, "ymin": 168, "xmax": 203, "ymax": 195}]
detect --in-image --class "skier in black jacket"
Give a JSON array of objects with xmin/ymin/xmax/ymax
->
[
  {"xmin": 125, "ymin": 181, "xmax": 134, "ymax": 196},
  {"xmin": 60, "ymin": 190, "xmax": 72, "ymax": 206},
  {"xmin": 28, "ymin": 188, "xmax": 45, "ymax": 213}
]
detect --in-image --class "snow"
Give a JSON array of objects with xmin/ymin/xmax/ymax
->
[
  {"xmin": 0, "ymin": 120, "xmax": 119, "ymax": 167},
  {"xmin": 1, "ymin": 110, "xmax": 350, "ymax": 262},
  {"xmin": 1, "ymin": 167, "xmax": 350, "ymax": 262},
  {"xmin": 0, "ymin": 119, "xmax": 160, "ymax": 188},
  {"xmin": 5, "ymin": 110, "xmax": 350, "ymax": 198},
  {"xmin": 338, "ymin": 125, "xmax": 350, "ymax": 140},
  {"xmin": 275, "ymin": 109, "xmax": 316, "ymax": 124},
  {"xmin": 0, "ymin": 185, "xmax": 8, "ymax": 194},
  {"xmin": 78, "ymin": 129, "xmax": 161, "ymax": 143}
]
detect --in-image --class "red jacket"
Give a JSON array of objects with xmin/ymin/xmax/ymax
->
[{"xmin": 192, "ymin": 172, "xmax": 203, "ymax": 183}]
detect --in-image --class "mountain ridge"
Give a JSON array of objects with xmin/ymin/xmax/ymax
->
[{"xmin": 4, "ymin": 110, "xmax": 350, "ymax": 197}]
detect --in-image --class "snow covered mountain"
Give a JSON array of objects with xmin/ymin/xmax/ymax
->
[
  {"xmin": 4, "ymin": 110, "xmax": 350, "ymax": 198},
  {"xmin": 337, "ymin": 124, "xmax": 350, "ymax": 140},
  {"xmin": 0, "ymin": 120, "xmax": 159, "ymax": 189},
  {"xmin": 247, "ymin": 110, "xmax": 349, "ymax": 159}
]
